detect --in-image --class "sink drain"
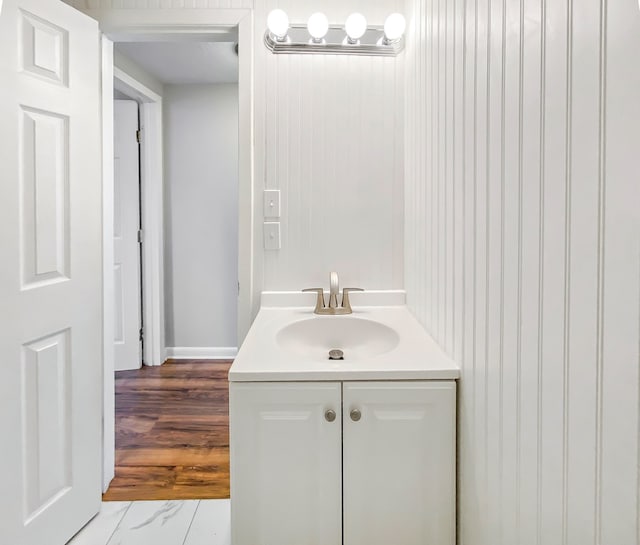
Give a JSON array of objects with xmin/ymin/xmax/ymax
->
[{"xmin": 328, "ymin": 349, "xmax": 344, "ymax": 360}]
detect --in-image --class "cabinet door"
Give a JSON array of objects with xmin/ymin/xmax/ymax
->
[
  {"xmin": 343, "ymin": 381, "xmax": 456, "ymax": 545},
  {"xmin": 230, "ymin": 382, "xmax": 342, "ymax": 545}
]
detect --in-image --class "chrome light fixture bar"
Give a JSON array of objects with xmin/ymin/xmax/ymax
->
[{"xmin": 264, "ymin": 12, "xmax": 405, "ymax": 57}]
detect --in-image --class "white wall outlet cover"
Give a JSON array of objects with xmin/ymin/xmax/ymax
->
[
  {"xmin": 263, "ymin": 189, "xmax": 281, "ymax": 218},
  {"xmin": 264, "ymin": 221, "xmax": 281, "ymax": 250}
]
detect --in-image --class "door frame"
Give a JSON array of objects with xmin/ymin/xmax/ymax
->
[{"xmin": 89, "ymin": 8, "xmax": 257, "ymax": 491}]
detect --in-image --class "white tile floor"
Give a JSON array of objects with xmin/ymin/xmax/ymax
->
[{"xmin": 68, "ymin": 500, "xmax": 231, "ymax": 545}]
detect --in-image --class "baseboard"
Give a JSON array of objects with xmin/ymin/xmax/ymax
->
[{"xmin": 165, "ymin": 346, "xmax": 238, "ymax": 360}]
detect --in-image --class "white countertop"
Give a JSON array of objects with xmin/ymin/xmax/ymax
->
[{"xmin": 229, "ymin": 292, "xmax": 460, "ymax": 382}]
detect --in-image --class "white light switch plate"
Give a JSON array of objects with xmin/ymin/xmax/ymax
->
[
  {"xmin": 263, "ymin": 222, "xmax": 281, "ymax": 250},
  {"xmin": 263, "ymin": 189, "xmax": 281, "ymax": 218}
]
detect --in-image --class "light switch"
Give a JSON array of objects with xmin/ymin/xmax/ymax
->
[
  {"xmin": 263, "ymin": 189, "xmax": 281, "ymax": 218},
  {"xmin": 263, "ymin": 222, "xmax": 281, "ymax": 250}
]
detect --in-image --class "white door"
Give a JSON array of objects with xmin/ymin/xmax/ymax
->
[
  {"xmin": 0, "ymin": 0, "xmax": 103, "ymax": 543},
  {"xmin": 343, "ymin": 381, "xmax": 457, "ymax": 545},
  {"xmin": 229, "ymin": 382, "xmax": 342, "ymax": 545},
  {"xmin": 114, "ymin": 100, "xmax": 142, "ymax": 371}
]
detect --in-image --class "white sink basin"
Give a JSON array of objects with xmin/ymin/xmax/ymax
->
[
  {"xmin": 276, "ymin": 316, "xmax": 400, "ymax": 361},
  {"xmin": 229, "ymin": 292, "xmax": 460, "ymax": 381}
]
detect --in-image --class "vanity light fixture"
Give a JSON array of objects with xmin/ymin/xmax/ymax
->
[{"xmin": 264, "ymin": 9, "xmax": 405, "ymax": 57}]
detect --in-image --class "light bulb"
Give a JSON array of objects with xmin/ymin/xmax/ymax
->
[
  {"xmin": 267, "ymin": 9, "xmax": 289, "ymax": 40},
  {"xmin": 383, "ymin": 13, "xmax": 406, "ymax": 43},
  {"xmin": 307, "ymin": 12, "xmax": 329, "ymax": 41},
  {"xmin": 345, "ymin": 13, "xmax": 367, "ymax": 42}
]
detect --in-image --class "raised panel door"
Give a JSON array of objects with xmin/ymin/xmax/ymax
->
[
  {"xmin": 230, "ymin": 382, "xmax": 342, "ymax": 545},
  {"xmin": 0, "ymin": 1, "xmax": 102, "ymax": 543},
  {"xmin": 343, "ymin": 381, "xmax": 456, "ymax": 545}
]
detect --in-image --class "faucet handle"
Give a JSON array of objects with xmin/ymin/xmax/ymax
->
[
  {"xmin": 341, "ymin": 287, "xmax": 364, "ymax": 313},
  {"xmin": 302, "ymin": 288, "xmax": 325, "ymax": 313}
]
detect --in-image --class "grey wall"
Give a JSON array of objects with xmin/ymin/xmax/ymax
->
[
  {"xmin": 164, "ymin": 83, "xmax": 239, "ymax": 349},
  {"xmin": 114, "ymin": 48, "xmax": 164, "ymax": 98}
]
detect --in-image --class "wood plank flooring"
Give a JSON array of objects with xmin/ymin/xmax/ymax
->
[{"xmin": 103, "ymin": 359, "xmax": 232, "ymax": 501}]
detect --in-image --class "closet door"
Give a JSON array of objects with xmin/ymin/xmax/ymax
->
[
  {"xmin": 113, "ymin": 99, "xmax": 142, "ymax": 371},
  {"xmin": 343, "ymin": 381, "xmax": 456, "ymax": 545},
  {"xmin": 230, "ymin": 381, "xmax": 342, "ymax": 545}
]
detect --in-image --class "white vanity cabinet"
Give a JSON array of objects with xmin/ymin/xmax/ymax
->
[{"xmin": 230, "ymin": 380, "xmax": 456, "ymax": 545}]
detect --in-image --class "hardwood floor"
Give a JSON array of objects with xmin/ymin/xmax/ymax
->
[{"xmin": 103, "ymin": 359, "xmax": 232, "ymax": 501}]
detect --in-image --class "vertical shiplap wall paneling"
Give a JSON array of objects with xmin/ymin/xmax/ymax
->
[
  {"xmin": 519, "ymin": 0, "xmax": 544, "ymax": 541},
  {"xmin": 453, "ymin": 0, "xmax": 464, "ymax": 365},
  {"xmin": 600, "ymin": 2, "xmax": 640, "ymax": 543},
  {"xmin": 404, "ymin": 0, "xmax": 416, "ymax": 318},
  {"xmin": 500, "ymin": 0, "xmax": 521, "ymax": 542},
  {"xmin": 474, "ymin": 0, "xmax": 490, "ymax": 538},
  {"xmin": 404, "ymin": 0, "xmax": 640, "ymax": 543},
  {"xmin": 564, "ymin": 1, "xmax": 601, "ymax": 542},
  {"xmin": 444, "ymin": 0, "xmax": 454, "ymax": 356},
  {"xmin": 459, "ymin": 0, "xmax": 476, "ymax": 539},
  {"xmin": 256, "ymin": 0, "xmax": 405, "ymax": 291},
  {"xmin": 486, "ymin": 0, "xmax": 504, "ymax": 538}
]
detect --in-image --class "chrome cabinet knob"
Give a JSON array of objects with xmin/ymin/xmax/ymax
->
[
  {"xmin": 325, "ymin": 409, "xmax": 336, "ymax": 422},
  {"xmin": 350, "ymin": 408, "xmax": 361, "ymax": 422}
]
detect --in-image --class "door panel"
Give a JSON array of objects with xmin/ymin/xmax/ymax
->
[
  {"xmin": 22, "ymin": 329, "xmax": 72, "ymax": 520},
  {"xmin": 113, "ymin": 100, "xmax": 142, "ymax": 370},
  {"xmin": 19, "ymin": 9, "xmax": 69, "ymax": 85},
  {"xmin": 230, "ymin": 382, "xmax": 342, "ymax": 545},
  {"xmin": 343, "ymin": 381, "xmax": 456, "ymax": 545},
  {"xmin": 0, "ymin": 0, "xmax": 102, "ymax": 543},
  {"xmin": 20, "ymin": 106, "xmax": 69, "ymax": 287}
]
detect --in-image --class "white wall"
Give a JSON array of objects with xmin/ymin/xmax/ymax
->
[
  {"xmin": 164, "ymin": 83, "xmax": 238, "ymax": 350},
  {"xmin": 404, "ymin": 0, "xmax": 640, "ymax": 544},
  {"xmin": 254, "ymin": 0, "xmax": 404, "ymax": 292}
]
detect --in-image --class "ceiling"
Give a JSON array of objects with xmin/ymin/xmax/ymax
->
[{"xmin": 115, "ymin": 41, "xmax": 239, "ymax": 85}]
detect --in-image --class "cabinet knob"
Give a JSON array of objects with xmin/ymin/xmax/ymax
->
[
  {"xmin": 324, "ymin": 409, "xmax": 336, "ymax": 422},
  {"xmin": 350, "ymin": 408, "xmax": 361, "ymax": 422}
]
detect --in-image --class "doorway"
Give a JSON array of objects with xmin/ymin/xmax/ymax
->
[
  {"xmin": 94, "ymin": 8, "xmax": 257, "ymax": 495},
  {"xmin": 106, "ymin": 37, "xmax": 239, "ymax": 499},
  {"xmin": 112, "ymin": 39, "xmax": 240, "ymax": 368}
]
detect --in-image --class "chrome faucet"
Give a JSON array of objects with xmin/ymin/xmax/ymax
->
[
  {"xmin": 303, "ymin": 272, "xmax": 364, "ymax": 315},
  {"xmin": 328, "ymin": 271, "xmax": 340, "ymax": 309}
]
